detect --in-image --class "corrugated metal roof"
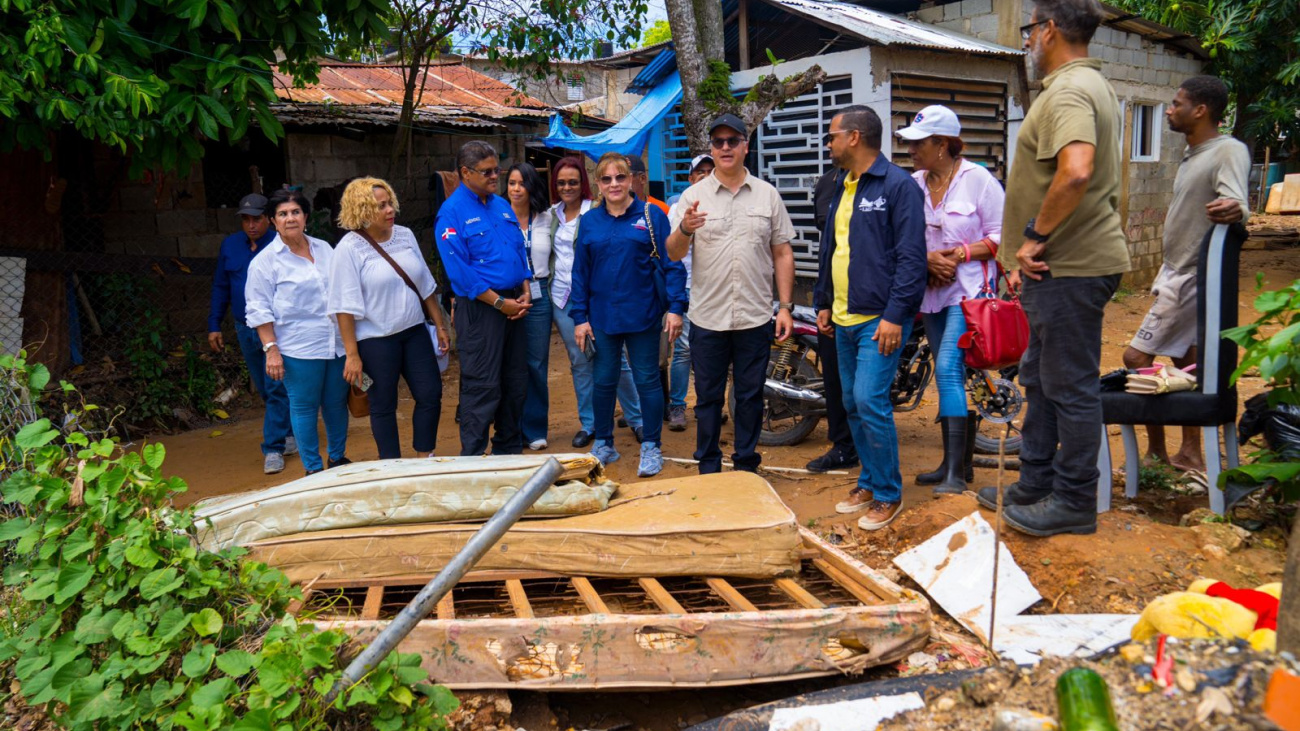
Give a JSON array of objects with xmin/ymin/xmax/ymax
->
[
  {"xmin": 270, "ymin": 63, "xmax": 551, "ymax": 126},
  {"xmin": 270, "ymin": 103, "xmax": 506, "ymax": 128},
  {"xmin": 761, "ymin": 0, "xmax": 1023, "ymax": 55}
]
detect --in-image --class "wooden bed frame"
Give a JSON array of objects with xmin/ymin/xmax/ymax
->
[{"xmin": 296, "ymin": 528, "xmax": 931, "ymax": 689}]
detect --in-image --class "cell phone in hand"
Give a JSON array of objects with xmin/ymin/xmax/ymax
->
[
  {"xmin": 582, "ymin": 337, "xmax": 596, "ymax": 363},
  {"xmin": 358, "ymin": 372, "xmax": 375, "ymax": 392}
]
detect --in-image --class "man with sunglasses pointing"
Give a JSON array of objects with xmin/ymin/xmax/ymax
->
[{"xmin": 668, "ymin": 113, "xmax": 797, "ymax": 475}]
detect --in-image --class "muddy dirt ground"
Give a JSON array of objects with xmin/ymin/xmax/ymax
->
[{"xmin": 145, "ymin": 246, "xmax": 1299, "ymax": 730}]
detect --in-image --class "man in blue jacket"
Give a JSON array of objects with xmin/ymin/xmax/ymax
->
[
  {"xmin": 207, "ymin": 193, "xmax": 294, "ymax": 475},
  {"xmin": 814, "ymin": 105, "xmax": 927, "ymax": 531},
  {"xmin": 435, "ymin": 141, "xmax": 533, "ymax": 456}
]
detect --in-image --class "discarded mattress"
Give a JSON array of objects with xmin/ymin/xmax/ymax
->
[
  {"xmin": 194, "ymin": 454, "xmax": 616, "ymax": 551},
  {"xmin": 247, "ymin": 472, "xmax": 802, "ymax": 582}
]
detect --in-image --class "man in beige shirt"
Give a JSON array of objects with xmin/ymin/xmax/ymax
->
[
  {"xmin": 978, "ymin": 0, "xmax": 1129, "ymax": 537},
  {"xmin": 668, "ymin": 113, "xmax": 797, "ymax": 474}
]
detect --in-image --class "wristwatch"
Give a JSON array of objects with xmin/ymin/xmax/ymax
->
[
  {"xmin": 262, "ymin": 341, "xmax": 278, "ymax": 353},
  {"xmin": 778, "ymin": 302, "xmax": 794, "ymax": 311},
  {"xmin": 493, "ymin": 296, "xmax": 506, "ymax": 311},
  {"xmin": 1023, "ymin": 218, "xmax": 1050, "ymax": 244}
]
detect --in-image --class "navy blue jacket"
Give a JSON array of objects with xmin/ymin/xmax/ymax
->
[
  {"xmin": 434, "ymin": 184, "xmax": 531, "ymax": 299},
  {"xmin": 209, "ymin": 227, "xmax": 276, "ymax": 332},
  {"xmin": 813, "ymin": 155, "xmax": 927, "ymax": 326},
  {"xmin": 570, "ymin": 197, "xmax": 687, "ymax": 335}
]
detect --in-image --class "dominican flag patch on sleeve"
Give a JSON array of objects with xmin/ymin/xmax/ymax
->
[{"xmin": 440, "ymin": 227, "xmax": 457, "ymax": 240}]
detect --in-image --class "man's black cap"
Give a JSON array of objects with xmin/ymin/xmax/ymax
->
[
  {"xmin": 708, "ymin": 113, "xmax": 748, "ymax": 138},
  {"xmin": 237, "ymin": 193, "xmax": 268, "ymax": 216},
  {"xmin": 627, "ymin": 156, "xmax": 648, "ymax": 174}
]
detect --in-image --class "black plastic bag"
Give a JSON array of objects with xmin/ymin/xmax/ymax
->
[{"xmin": 1238, "ymin": 393, "xmax": 1300, "ymax": 460}]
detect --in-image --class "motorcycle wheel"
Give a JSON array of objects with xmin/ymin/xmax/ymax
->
[
  {"xmin": 974, "ymin": 420, "xmax": 1023, "ymax": 455},
  {"xmin": 729, "ymin": 352, "xmax": 822, "ymax": 447}
]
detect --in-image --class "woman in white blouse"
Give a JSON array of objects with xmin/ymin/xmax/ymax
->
[
  {"xmin": 507, "ymin": 162, "xmax": 556, "ymax": 451},
  {"xmin": 328, "ymin": 177, "xmax": 449, "ymax": 459},
  {"xmin": 245, "ymin": 189, "xmax": 349, "ymax": 475}
]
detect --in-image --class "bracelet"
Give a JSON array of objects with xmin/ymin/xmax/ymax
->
[
  {"xmin": 679, "ymin": 221, "xmax": 694, "ymax": 238},
  {"xmin": 961, "ymin": 243, "xmax": 972, "ymax": 263},
  {"xmin": 262, "ymin": 341, "xmax": 278, "ymax": 353}
]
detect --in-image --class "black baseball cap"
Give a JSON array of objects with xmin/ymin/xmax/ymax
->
[
  {"xmin": 627, "ymin": 156, "xmax": 648, "ymax": 174},
  {"xmin": 708, "ymin": 113, "xmax": 748, "ymax": 138},
  {"xmin": 237, "ymin": 193, "xmax": 268, "ymax": 216}
]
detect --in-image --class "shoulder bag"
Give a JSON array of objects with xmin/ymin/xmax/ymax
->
[
  {"xmin": 957, "ymin": 260, "xmax": 1029, "ymax": 370},
  {"xmin": 355, "ymin": 230, "xmax": 450, "ymax": 373}
]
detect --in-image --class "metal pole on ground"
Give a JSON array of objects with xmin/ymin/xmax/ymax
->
[{"xmin": 324, "ymin": 457, "xmax": 566, "ymax": 703}]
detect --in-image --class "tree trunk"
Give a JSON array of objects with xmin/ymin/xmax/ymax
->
[
  {"xmin": 388, "ymin": 54, "xmax": 425, "ymax": 179},
  {"xmin": 1280, "ymin": 513, "xmax": 1300, "ymax": 655}
]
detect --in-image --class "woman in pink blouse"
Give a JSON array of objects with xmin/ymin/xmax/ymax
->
[{"xmin": 895, "ymin": 104, "xmax": 1005, "ymax": 496}]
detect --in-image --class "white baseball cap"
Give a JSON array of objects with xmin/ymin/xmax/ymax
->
[
  {"xmin": 690, "ymin": 154, "xmax": 714, "ymax": 173},
  {"xmin": 895, "ymin": 105, "xmax": 961, "ymax": 140}
]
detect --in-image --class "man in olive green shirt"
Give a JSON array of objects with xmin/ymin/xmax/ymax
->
[{"xmin": 977, "ymin": 0, "xmax": 1128, "ymax": 537}]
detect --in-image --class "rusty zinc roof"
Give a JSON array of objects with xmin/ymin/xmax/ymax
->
[{"xmin": 271, "ymin": 62, "xmax": 552, "ymax": 125}]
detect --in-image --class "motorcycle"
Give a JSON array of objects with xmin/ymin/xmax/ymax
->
[{"xmin": 746, "ymin": 306, "xmax": 1025, "ymax": 453}]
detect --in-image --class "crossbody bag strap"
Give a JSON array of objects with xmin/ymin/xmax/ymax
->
[
  {"xmin": 354, "ymin": 229, "xmax": 429, "ymax": 317},
  {"xmin": 644, "ymin": 204, "xmax": 659, "ymax": 260}
]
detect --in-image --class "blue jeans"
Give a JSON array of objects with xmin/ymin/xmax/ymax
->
[
  {"xmin": 552, "ymin": 298, "xmax": 642, "ymax": 432},
  {"xmin": 281, "ymin": 355, "xmax": 350, "ymax": 472},
  {"xmin": 234, "ymin": 321, "xmax": 291, "ymax": 455},
  {"xmin": 593, "ymin": 326, "xmax": 663, "ymax": 445},
  {"xmin": 836, "ymin": 318, "xmax": 913, "ymax": 502},
  {"xmin": 669, "ymin": 312, "xmax": 691, "ymax": 408},
  {"xmin": 923, "ymin": 305, "xmax": 969, "ymax": 418},
  {"xmin": 521, "ymin": 280, "xmax": 554, "ymax": 443}
]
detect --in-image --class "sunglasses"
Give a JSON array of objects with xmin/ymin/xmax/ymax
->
[
  {"xmin": 710, "ymin": 136, "xmax": 745, "ymax": 150},
  {"xmin": 468, "ymin": 166, "xmax": 501, "ymax": 177},
  {"xmin": 1020, "ymin": 19, "xmax": 1050, "ymax": 41},
  {"xmin": 823, "ymin": 130, "xmax": 851, "ymax": 145},
  {"xmin": 598, "ymin": 174, "xmax": 629, "ymax": 185},
  {"xmin": 555, "ymin": 180, "xmax": 582, "ymax": 188}
]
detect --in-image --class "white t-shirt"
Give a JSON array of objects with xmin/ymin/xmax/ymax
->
[
  {"xmin": 328, "ymin": 225, "xmax": 437, "ymax": 341},
  {"xmin": 523, "ymin": 208, "xmax": 554, "ymax": 279},
  {"xmin": 245, "ymin": 235, "xmax": 344, "ymax": 359},
  {"xmin": 548, "ymin": 199, "xmax": 592, "ymax": 310}
]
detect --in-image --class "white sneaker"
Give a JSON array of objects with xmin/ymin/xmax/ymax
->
[
  {"xmin": 263, "ymin": 452, "xmax": 285, "ymax": 475},
  {"xmin": 528, "ymin": 439, "xmax": 548, "ymax": 451},
  {"xmin": 284, "ymin": 436, "xmax": 298, "ymax": 456}
]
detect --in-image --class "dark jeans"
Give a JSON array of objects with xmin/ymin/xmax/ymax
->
[
  {"xmin": 455, "ymin": 293, "xmax": 528, "ymax": 456},
  {"xmin": 356, "ymin": 323, "xmax": 443, "ymax": 459},
  {"xmin": 1018, "ymin": 273, "xmax": 1122, "ymax": 511},
  {"xmin": 521, "ymin": 279, "xmax": 554, "ymax": 443},
  {"xmin": 593, "ymin": 325, "xmax": 663, "ymax": 446},
  {"xmin": 690, "ymin": 322, "xmax": 772, "ymax": 473},
  {"xmin": 233, "ymin": 321, "xmax": 291, "ymax": 455},
  {"xmin": 818, "ymin": 330, "xmax": 854, "ymax": 452}
]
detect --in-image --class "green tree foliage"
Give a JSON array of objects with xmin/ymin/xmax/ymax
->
[
  {"xmin": 0, "ymin": 0, "xmax": 389, "ymax": 175},
  {"xmin": 1111, "ymin": 0, "xmax": 1300, "ymax": 153},
  {"xmin": 641, "ymin": 18, "xmax": 671, "ymax": 47}
]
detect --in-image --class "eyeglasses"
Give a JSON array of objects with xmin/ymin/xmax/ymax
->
[
  {"xmin": 468, "ymin": 166, "xmax": 501, "ymax": 177},
  {"xmin": 598, "ymin": 174, "xmax": 629, "ymax": 185},
  {"xmin": 823, "ymin": 130, "xmax": 851, "ymax": 145},
  {"xmin": 555, "ymin": 180, "xmax": 582, "ymax": 188},
  {"xmin": 710, "ymin": 135, "xmax": 745, "ymax": 150},
  {"xmin": 1020, "ymin": 19, "xmax": 1050, "ymax": 41}
]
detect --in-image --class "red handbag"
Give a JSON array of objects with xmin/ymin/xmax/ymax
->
[{"xmin": 957, "ymin": 262, "xmax": 1029, "ymax": 370}]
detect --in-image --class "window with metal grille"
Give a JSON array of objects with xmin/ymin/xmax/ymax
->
[{"xmin": 566, "ymin": 75, "xmax": 584, "ymax": 101}]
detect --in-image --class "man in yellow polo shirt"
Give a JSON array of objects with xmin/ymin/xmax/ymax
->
[{"xmin": 814, "ymin": 106, "xmax": 927, "ymax": 530}]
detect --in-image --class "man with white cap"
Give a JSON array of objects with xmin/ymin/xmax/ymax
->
[
  {"xmin": 665, "ymin": 153, "xmax": 714, "ymax": 431},
  {"xmin": 668, "ymin": 114, "xmax": 797, "ymax": 474}
]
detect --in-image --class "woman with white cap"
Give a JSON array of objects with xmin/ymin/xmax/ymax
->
[{"xmin": 895, "ymin": 104, "xmax": 1005, "ymax": 496}]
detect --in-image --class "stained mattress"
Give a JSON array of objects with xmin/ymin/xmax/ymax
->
[
  {"xmin": 194, "ymin": 454, "xmax": 615, "ymax": 551},
  {"xmin": 246, "ymin": 471, "xmax": 802, "ymax": 582}
]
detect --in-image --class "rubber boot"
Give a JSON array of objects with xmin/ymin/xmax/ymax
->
[
  {"xmin": 964, "ymin": 410, "xmax": 977, "ymax": 482},
  {"xmin": 932, "ymin": 416, "xmax": 969, "ymax": 496},
  {"xmin": 914, "ymin": 419, "xmax": 947, "ymax": 486}
]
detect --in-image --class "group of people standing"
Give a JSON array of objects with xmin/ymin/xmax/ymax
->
[{"xmin": 208, "ymin": 0, "xmax": 1248, "ymax": 542}]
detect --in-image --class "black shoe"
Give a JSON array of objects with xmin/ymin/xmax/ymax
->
[
  {"xmin": 915, "ymin": 419, "xmax": 948, "ymax": 485},
  {"xmin": 1003, "ymin": 495, "xmax": 1097, "ymax": 536},
  {"xmin": 976, "ymin": 481, "xmax": 1051, "ymax": 510},
  {"xmin": 617, "ymin": 416, "xmax": 628, "ymax": 428},
  {"xmin": 328, "ymin": 456, "xmax": 352, "ymax": 469},
  {"xmin": 932, "ymin": 416, "xmax": 969, "ymax": 496},
  {"xmin": 631, "ymin": 426, "xmax": 644, "ymax": 442},
  {"xmin": 963, "ymin": 411, "xmax": 977, "ymax": 482},
  {"xmin": 572, "ymin": 430, "xmax": 594, "ymax": 448},
  {"xmin": 805, "ymin": 446, "xmax": 859, "ymax": 473}
]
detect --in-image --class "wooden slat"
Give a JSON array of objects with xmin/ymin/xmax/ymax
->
[
  {"xmin": 814, "ymin": 549, "xmax": 902, "ymax": 603},
  {"xmin": 638, "ymin": 578, "xmax": 686, "ymax": 614},
  {"xmin": 505, "ymin": 579, "xmax": 535, "ymax": 619},
  {"xmin": 706, "ymin": 578, "xmax": 759, "ymax": 612},
  {"xmin": 571, "ymin": 577, "xmax": 610, "ymax": 614},
  {"xmin": 775, "ymin": 578, "xmax": 826, "ymax": 609},
  {"xmin": 435, "ymin": 592, "xmax": 455, "ymax": 620},
  {"xmin": 310, "ymin": 569, "xmax": 560, "ymax": 591},
  {"xmin": 813, "ymin": 559, "xmax": 883, "ymax": 607},
  {"xmin": 361, "ymin": 585, "xmax": 384, "ymax": 620}
]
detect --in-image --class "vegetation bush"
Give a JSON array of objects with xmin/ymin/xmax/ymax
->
[{"xmin": 0, "ymin": 349, "xmax": 457, "ymax": 730}]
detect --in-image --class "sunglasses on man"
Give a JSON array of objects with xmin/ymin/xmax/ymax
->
[{"xmin": 710, "ymin": 135, "xmax": 745, "ymax": 150}]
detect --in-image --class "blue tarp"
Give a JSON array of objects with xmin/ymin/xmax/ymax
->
[{"xmin": 541, "ymin": 72, "xmax": 682, "ymax": 160}]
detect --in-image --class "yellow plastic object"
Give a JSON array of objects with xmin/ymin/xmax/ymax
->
[
  {"xmin": 1131, "ymin": 592, "xmax": 1259, "ymax": 642},
  {"xmin": 1250, "ymin": 629, "xmax": 1278, "ymax": 653},
  {"xmin": 1187, "ymin": 578, "xmax": 1217, "ymax": 594},
  {"xmin": 1258, "ymin": 583, "xmax": 1283, "ymax": 600}
]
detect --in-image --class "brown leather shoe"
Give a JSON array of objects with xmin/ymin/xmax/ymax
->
[
  {"xmin": 857, "ymin": 500, "xmax": 904, "ymax": 531},
  {"xmin": 835, "ymin": 488, "xmax": 874, "ymax": 514}
]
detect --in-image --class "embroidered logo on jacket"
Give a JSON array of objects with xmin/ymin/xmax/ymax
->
[
  {"xmin": 858, "ymin": 196, "xmax": 887, "ymax": 213},
  {"xmin": 440, "ymin": 228, "xmax": 457, "ymax": 240},
  {"xmin": 465, "ymin": 217, "xmax": 482, "ymax": 224}
]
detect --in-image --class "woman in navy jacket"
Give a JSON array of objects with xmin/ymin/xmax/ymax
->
[{"xmin": 571, "ymin": 153, "xmax": 687, "ymax": 477}]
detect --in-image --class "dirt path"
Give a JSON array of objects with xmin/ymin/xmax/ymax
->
[{"xmin": 152, "ymin": 246, "xmax": 1298, "ymax": 730}]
